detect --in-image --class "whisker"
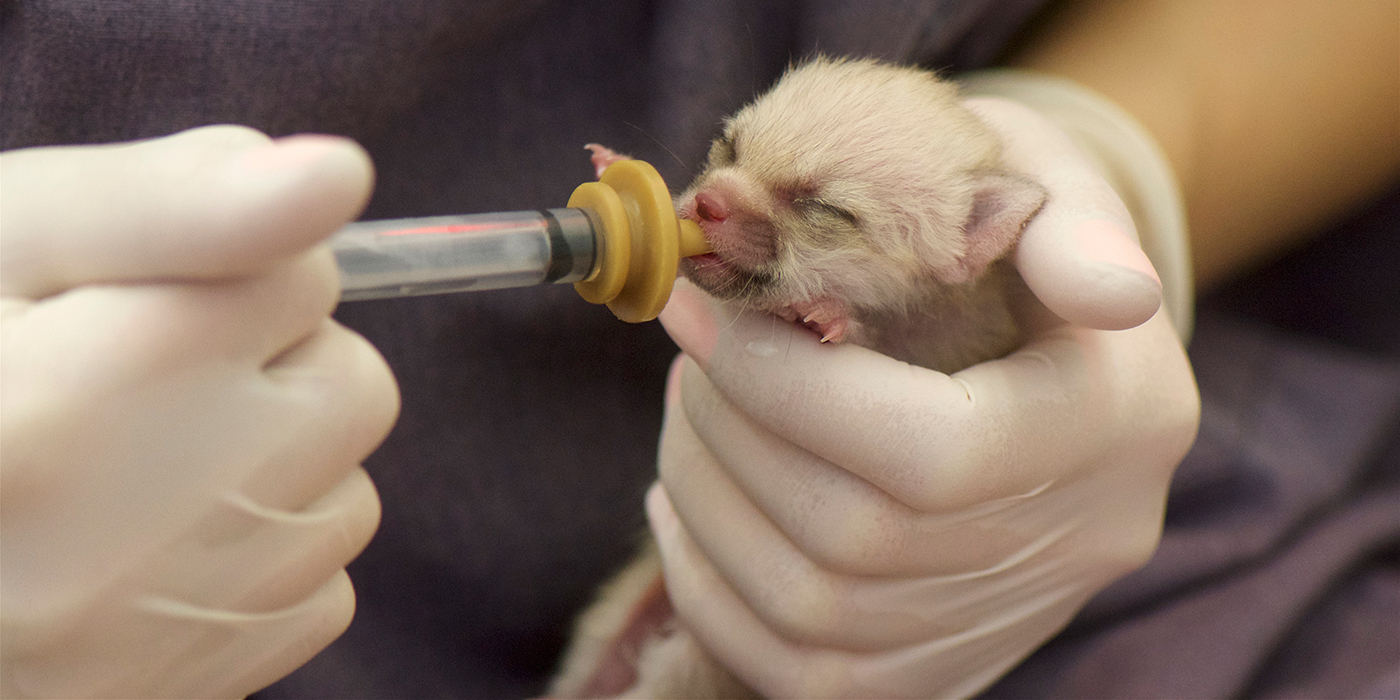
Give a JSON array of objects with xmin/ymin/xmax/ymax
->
[{"xmin": 623, "ymin": 121, "xmax": 688, "ymax": 172}]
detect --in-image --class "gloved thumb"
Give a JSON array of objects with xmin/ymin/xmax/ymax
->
[
  {"xmin": 0, "ymin": 125, "xmax": 374, "ymax": 299},
  {"xmin": 963, "ymin": 97, "xmax": 1164, "ymax": 331}
]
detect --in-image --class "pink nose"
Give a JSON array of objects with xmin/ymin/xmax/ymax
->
[{"xmin": 694, "ymin": 191, "xmax": 729, "ymax": 222}]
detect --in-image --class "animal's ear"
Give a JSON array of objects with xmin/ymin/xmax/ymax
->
[{"xmin": 940, "ymin": 171, "xmax": 1047, "ymax": 283}]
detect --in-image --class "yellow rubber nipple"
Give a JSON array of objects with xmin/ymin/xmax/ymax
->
[{"xmin": 567, "ymin": 159, "xmax": 711, "ymax": 323}]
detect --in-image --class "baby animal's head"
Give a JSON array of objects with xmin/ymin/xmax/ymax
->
[{"xmin": 676, "ymin": 57, "xmax": 1043, "ymax": 315}]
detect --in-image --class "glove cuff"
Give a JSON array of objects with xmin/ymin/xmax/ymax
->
[{"xmin": 959, "ymin": 69, "xmax": 1194, "ymax": 341}]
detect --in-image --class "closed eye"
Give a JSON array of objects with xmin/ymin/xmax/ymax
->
[{"xmin": 793, "ymin": 197, "xmax": 858, "ymax": 226}]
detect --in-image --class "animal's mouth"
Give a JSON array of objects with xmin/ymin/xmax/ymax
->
[
  {"xmin": 679, "ymin": 251, "xmax": 775, "ymax": 301},
  {"xmin": 679, "ymin": 252, "xmax": 733, "ymax": 291},
  {"xmin": 683, "ymin": 252, "xmax": 726, "ymax": 270}
]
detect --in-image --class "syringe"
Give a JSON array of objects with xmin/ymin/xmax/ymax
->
[{"xmin": 330, "ymin": 159, "xmax": 710, "ymax": 323}]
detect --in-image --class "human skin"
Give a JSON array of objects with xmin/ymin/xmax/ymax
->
[{"xmin": 1009, "ymin": 0, "xmax": 1400, "ymax": 289}]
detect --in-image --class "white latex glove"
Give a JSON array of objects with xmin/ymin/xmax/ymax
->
[
  {"xmin": 648, "ymin": 96, "xmax": 1201, "ymax": 698},
  {"xmin": 0, "ymin": 126, "xmax": 399, "ymax": 699}
]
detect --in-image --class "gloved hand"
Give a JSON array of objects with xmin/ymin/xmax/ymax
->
[
  {"xmin": 0, "ymin": 125, "xmax": 399, "ymax": 699},
  {"xmin": 648, "ymin": 95, "xmax": 1201, "ymax": 698}
]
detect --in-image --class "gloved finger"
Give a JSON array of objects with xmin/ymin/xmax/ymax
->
[
  {"xmin": 661, "ymin": 382, "xmax": 1093, "ymax": 652},
  {"xmin": 132, "ymin": 318, "xmax": 391, "ymax": 588},
  {"xmin": 661, "ymin": 389, "xmax": 927, "ymax": 652},
  {"xmin": 4, "ymin": 247, "xmax": 343, "ymax": 396},
  {"xmin": 646, "ymin": 483, "xmax": 839, "ymax": 698},
  {"xmin": 963, "ymin": 97, "xmax": 1162, "ymax": 330},
  {"xmin": 1, "ymin": 317, "xmax": 395, "ymax": 633},
  {"xmin": 146, "ymin": 465, "xmax": 380, "ymax": 618},
  {"xmin": 7, "ymin": 468, "xmax": 377, "ymax": 697},
  {"xmin": 662, "ymin": 280, "xmax": 1159, "ymax": 513},
  {"xmin": 671, "ymin": 356, "xmax": 1062, "ymax": 578},
  {"xmin": 192, "ymin": 570, "xmax": 360, "ymax": 700},
  {"xmin": 0, "ymin": 250, "xmax": 347, "ymax": 508},
  {"xmin": 243, "ymin": 319, "xmax": 400, "ymax": 512},
  {"xmin": 150, "ymin": 568, "xmax": 361, "ymax": 700},
  {"xmin": 650, "ymin": 485, "xmax": 1090, "ymax": 700},
  {"xmin": 0, "ymin": 124, "xmax": 373, "ymax": 299},
  {"xmin": 2, "ymin": 569, "xmax": 359, "ymax": 700}
]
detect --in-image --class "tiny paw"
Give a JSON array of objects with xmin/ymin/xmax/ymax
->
[
  {"xmin": 584, "ymin": 143, "xmax": 631, "ymax": 179},
  {"xmin": 789, "ymin": 298, "xmax": 853, "ymax": 344}
]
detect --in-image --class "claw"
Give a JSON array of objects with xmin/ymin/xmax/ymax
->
[{"xmin": 789, "ymin": 297, "xmax": 851, "ymax": 344}]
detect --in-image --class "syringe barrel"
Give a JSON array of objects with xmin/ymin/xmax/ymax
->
[{"xmin": 332, "ymin": 208, "xmax": 598, "ymax": 301}]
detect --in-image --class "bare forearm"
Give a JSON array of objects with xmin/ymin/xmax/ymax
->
[{"xmin": 1009, "ymin": 0, "xmax": 1400, "ymax": 289}]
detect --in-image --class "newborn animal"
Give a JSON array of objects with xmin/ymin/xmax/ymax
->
[{"xmin": 551, "ymin": 57, "xmax": 1047, "ymax": 699}]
